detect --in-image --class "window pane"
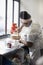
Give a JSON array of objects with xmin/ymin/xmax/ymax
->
[
  {"xmin": 0, "ymin": 0, "xmax": 5, "ymax": 35},
  {"xmin": 7, "ymin": 0, "xmax": 13, "ymax": 34},
  {"xmin": 14, "ymin": 1, "xmax": 19, "ymax": 26}
]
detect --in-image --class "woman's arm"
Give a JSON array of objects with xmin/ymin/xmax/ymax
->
[
  {"xmin": 19, "ymin": 39, "xmax": 33, "ymax": 48},
  {"xmin": 16, "ymin": 24, "xmax": 24, "ymax": 33}
]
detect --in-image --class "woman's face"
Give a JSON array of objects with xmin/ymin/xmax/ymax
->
[{"xmin": 20, "ymin": 19, "xmax": 32, "ymax": 25}]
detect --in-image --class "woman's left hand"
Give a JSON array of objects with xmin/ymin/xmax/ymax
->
[{"xmin": 19, "ymin": 39, "xmax": 22, "ymax": 43}]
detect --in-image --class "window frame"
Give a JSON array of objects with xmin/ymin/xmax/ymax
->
[{"xmin": 5, "ymin": 0, "xmax": 7, "ymax": 34}]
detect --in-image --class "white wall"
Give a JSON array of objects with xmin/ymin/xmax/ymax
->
[{"xmin": 20, "ymin": 0, "xmax": 43, "ymax": 27}]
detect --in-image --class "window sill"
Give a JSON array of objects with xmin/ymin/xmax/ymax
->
[{"xmin": 0, "ymin": 34, "xmax": 10, "ymax": 39}]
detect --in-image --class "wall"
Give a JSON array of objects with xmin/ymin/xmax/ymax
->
[{"xmin": 20, "ymin": 0, "xmax": 43, "ymax": 28}]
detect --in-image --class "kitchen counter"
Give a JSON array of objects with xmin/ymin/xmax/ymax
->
[
  {"xmin": 0, "ymin": 38, "xmax": 24, "ymax": 55},
  {"xmin": 0, "ymin": 37, "xmax": 24, "ymax": 65},
  {"xmin": 0, "ymin": 37, "xmax": 25, "ymax": 65}
]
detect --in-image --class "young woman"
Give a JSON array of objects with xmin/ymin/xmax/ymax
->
[{"xmin": 13, "ymin": 11, "xmax": 42, "ymax": 64}]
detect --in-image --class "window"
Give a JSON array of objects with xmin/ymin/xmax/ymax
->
[
  {"xmin": 7, "ymin": 0, "xmax": 20, "ymax": 34},
  {"xmin": 0, "ymin": 0, "xmax": 20, "ymax": 36},
  {"xmin": 7, "ymin": 0, "xmax": 13, "ymax": 34},
  {"xmin": 0, "ymin": 0, "xmax": 5, "ymax": 35},
  {"xmin": 14, "ymin": 1, "xmax": 20, "ymax": 27}
]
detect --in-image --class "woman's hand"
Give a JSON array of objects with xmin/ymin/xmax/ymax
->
[
  {"xmin": 19, "ymin": 38, "xmax": 27, "ymax": 45},
  {"xmin": 19, "ymin": 38, "xmax": 33, "ymax": 47},
  {"xmin": 16, "ymin": 27, "xmax": 21, "ymax": 33},
  {"xmin": 16, "ymin": 24, "xmax": 24, "ymax": 33},
  {"xmin": 19, "ymin": 39, "xmax": 22, "ymax": 43}
]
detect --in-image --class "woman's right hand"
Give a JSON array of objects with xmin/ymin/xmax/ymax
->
[
  {"xmin": 16, "ymin": 24, "xmax": 24, "ymax": 33},
  {"xmin": 15, "ymin": 27, "xmax": 21, "ymax": 33}
]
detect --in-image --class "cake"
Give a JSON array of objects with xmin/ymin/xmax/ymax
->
[{"xmin": 11, "ymin": 32, "xmax": 20, "ymax": 40}]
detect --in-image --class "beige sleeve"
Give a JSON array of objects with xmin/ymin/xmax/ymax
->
[{"xmin": 28, "ymin": 23, "xmax": 42, "ymax": 43}]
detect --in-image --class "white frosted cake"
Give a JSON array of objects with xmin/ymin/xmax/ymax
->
[{"xmin": 11, "ymin": 32, "xmax": 20, "ymax": 40}]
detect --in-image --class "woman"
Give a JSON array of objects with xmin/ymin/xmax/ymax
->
[{"xmin": 13, "ymin": 11, "xmax": 41, "ymax": 64}]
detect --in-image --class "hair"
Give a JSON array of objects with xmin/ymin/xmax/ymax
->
[{"xmin": 20, "ymin": 11, "xmax": 31, "ymax": 19}]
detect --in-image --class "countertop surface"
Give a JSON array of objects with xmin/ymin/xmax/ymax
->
[{"xmin": 0, "ymin": 38, "xmax": 24, "ymax": 55}]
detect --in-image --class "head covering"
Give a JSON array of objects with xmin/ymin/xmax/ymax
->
[{"xmin": 20, "ymin": 11, "xmax": 31, "ymax": 19}]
